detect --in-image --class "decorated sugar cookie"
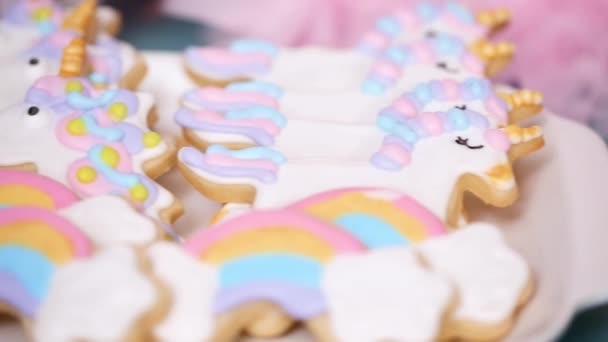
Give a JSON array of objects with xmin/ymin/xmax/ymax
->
[
  {"xmin": 177, "ymin": 77, "xmax": 544, "ymax": 227},
  {"xmin": 0, "ymin": 169, "xmax": 78, "ymax": 209},
  {"xmin": 173, "ymin": 187, "xmax": 531, "ymax": 341},
  {"xmin": 0, "ymin": 42, "xmax": 181, "ymax": 224},
  {"xmin": 0, "ymin": 206, "xmax": 92, "ymax": 319},
  {"xmin": 184, "ymin": 2, "xmax": 512, "ymax": 89}
]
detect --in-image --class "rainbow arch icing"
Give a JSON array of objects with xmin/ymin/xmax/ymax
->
[
  {"xmin": 289, "ymin": 188, "xmax": 447, "ymax": 248},
  {"xmin": 0, "ymin": 207, "xmax": 92, "ymax": 318},
  {"xmin": 185, "ymin": 187, "xmax": 448, "ymax": 318},
  {"xmin": 0, "ymin": 170, "xmax": 78, "ymax": 210},
  {"xmin": 184, "ymin": 209, "xmax": 365, "ymax": 319}
]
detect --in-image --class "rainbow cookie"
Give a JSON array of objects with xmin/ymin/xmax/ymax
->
[
  {"xmin": 0, "ymin": 44, "xmax": 181, "ymax": 224},
  {"xmin": 184, "ymin": 2, "xmax": 512, "ymax": 89},
  {"xmin": 171, "ymin": 187, "xmax": 532, "ymax": 341},
  {"xmin": 0, "ymin": 206, "xmax": 92, "ymax": 320},
  {"xmin": 177, "ymin": 78, "xmax": 544, "ymax": 227}
]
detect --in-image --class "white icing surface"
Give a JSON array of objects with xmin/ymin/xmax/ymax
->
[
  {"xmin": 260, "ymin": 48, "xmax": 372, "ymax": 91},
  {"xmin": 34, "ymin": 246, "xmax": 157, "ymax": 342},
  {"xmin": 147, "ymin": 242, "xmax": 218, "ymax": 342},
  {"xmin": 0, "ymin": 21, "xmax": 39, "ymax": 60},
  {"xmin": 181, "ymin": 126, "xmax": 509, "ymax": 222},
  {"xmin": 59, "ymin": 196, "xmax": 158, "ymax": 247},
  {"xmin": 417, "ymin": 223, "xmax": 530, "ymax": 324},
  {"xmin": 322, "ymin": 248, "xmax": 452, "ymax": 342}
]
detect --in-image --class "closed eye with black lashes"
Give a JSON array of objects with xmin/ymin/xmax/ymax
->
[
  {"xmin": 455, "ymin": 136, "xmax": 484, "ymax": 149},
  {"xmin": 436, "ymin": 61, "xmax": 459, "ymax": 74}
]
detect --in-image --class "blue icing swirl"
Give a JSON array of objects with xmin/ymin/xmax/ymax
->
[
  {"xmin": 361, "ymin": 80, "xmax": 387, "ymax": 95},
  {"xmin": 375, "ymin": 17, "xmax": 401, "ymax": 37},
  {"xmin": 227, "ymin": 82, "xmax": 283, "ymax": 99},
  {"xmin": 225, "ymin": 106, "xmax": 287, "ymax": 128},
  {"xmin": 82, "ymin": 113, "xmax": 124, "ymax": 141},
  {"xmin": 88, "ymin": 145, "xmax": 139, "ymax": 188},
  {"xmin": 231, "ymin": 40, "xmax": 278, "ymax": 56},
  {"xmin": 207, "ymin": 145, "xmax": 286, "ymax": 165},
  {"xmin": 446, "ymin": 2, "xmax": 475, "ymax": 24},
  {"xmin": 377, "ymin": 116, "xmax": 419, "ymax": 144},
  {"xmin": 67, "ymin": 89, "xmax": 119, "ymax": 110},
  {"xmin": 416, "ymin": 3, "xmax": 438, "ymax": 21}
]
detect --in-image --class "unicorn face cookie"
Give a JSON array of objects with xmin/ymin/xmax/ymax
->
[
  {"xmin": 177, "ymin": 78, "xmax": 543, "ymax": 227},
  {"xmin": 0, "ymin": 1, "xmax": 145, "ymax": 109},
  {"xmin": 0, "ymin": 47, "xmax": 181, "ymax": 223},
  {"xmin": 184, "ymin": 2, "xmax": 512, "ymax": 90}
]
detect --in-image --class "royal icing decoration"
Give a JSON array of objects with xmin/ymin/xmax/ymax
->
[
  {"xmin": 0, "ymin": 169, "xmax": 78, "ymax": 209},
  {"xmin": 180, "ymin": 188, "xmax": 529, "ymax": 340},
  {"xmin": 34, "ymin": 246, "xmax": 157, "ymax": 341},
  {"xmin": 0, "ymin": 206, "xmax": 92, "ymax": 318},
  {"xmin": 177, "ymin": 77, "xmax": 523, "ymax": 224},
  {"xmin": 0, "ymin": 76, "xmax": 176, "ymax": 223}
]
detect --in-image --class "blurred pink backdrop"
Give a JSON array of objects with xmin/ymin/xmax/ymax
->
[{"xmin": 163, "ymin": 0, "xmax": 608, "ymax": 128}]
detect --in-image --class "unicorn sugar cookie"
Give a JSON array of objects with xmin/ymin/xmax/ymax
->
[
  {"xmin": 0, "ymin": 40, "xmax": 182, "ymax": 224},
  {"xmin": 176, "ymin": 32, "xmax": 537, "ymax": 150},
  {"xmin": 177, "ymin": 77, "xmax": 544, "ymax": 227},
  {"xmin": 184, "ymin": 2, "xmax": 513, "ymax": 89}
]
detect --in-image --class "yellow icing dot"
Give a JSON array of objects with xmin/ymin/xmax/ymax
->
[
  {"xmin": 32, "ymin": 8, "xmax": 52, "ymax": 21},
  {"xmin": 130, "ymin": 184, "xmax": 149, "ymax": 202},
  {"xmin": 67, "ymin": 118, "xmax": 86, "ymax": 135},
  {"xmin": 100, "ymin": 147, "xmax": 120, "ymax": 168},
  {"xmin": 76, "ymin": 167, "xmax": 97, "ymax": 183},
  {"xmin": 108, "ymin": 102, "xmax": 128, "ymax": 121},
  {"xmin": 143, "ymin": 132, "xmax": 161, "ymax": 148},
  {"xmin": 65, "ymin": 80, "xmax": 83, "ymax": 93}
]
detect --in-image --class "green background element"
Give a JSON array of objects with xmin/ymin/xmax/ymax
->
[{"xmin": 119, "ymin": 16, "xmax": 608, "ymax": 341}]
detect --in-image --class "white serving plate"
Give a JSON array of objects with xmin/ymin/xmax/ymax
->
[{"xmin": 2, "ymin": 52, "xmax": 607, "ymax": 341}]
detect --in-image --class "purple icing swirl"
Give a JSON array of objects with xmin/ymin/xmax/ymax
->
[
  {"xmin": 175, "ymin": 108, "xmax": 275, "ymax": 146},
  {"xmin": 180, "ymin": 147, "xmax": 278, "ymax": 184},
  {"xmin": 0, "ymin": 271, "xmax": 38, "ymax": 318}
]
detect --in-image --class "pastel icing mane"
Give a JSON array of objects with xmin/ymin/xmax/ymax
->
[
  {"xmin": 2, "ymin": 0, "xmax": 64, "ymax": 35},
  {"xmin": 178, "ymin": 82, "xmax": 286, "ymax": 146},
  {"xmin": 184, "ymin": 188, "xmax": 447, "ymax": 319},
  {"xmin": 371, "ymin": 77, "xmax": 509, "ymax": 170},
  {"xmin": 358, "ymin": 2, "xmax": 486, "ymax": 56},
  {"xmin": 25, "ymin": 29, "xmax": 80, "ymax": 59},
  {"xmin": 0, "ymin": 207, "xmax": 92, "ymax": 318},
  {"xmin": 180, "ymin": 145, "xmax": 285, "ymax": 184},
  {"xmin": 15, "ymin": 75, "xmax": 170, "ymax": 219},
  {"xmin": 185, "ymin": 40, "xmax": 279, "ymax": 79},
  {"xmin": 0, "ymin": 170, "xmax": 78, "ymax": 210},
  {"xmin": 362, "ymin": 32, "xmax": 484, "ymax": 95},
  {"xmin": 88, "ymin": 37, "xmax": 126, "ymax": 88}
]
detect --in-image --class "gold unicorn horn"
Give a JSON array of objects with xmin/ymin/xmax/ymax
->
[
  {"xmin": 500, "ymin": 124, "xmax": 545, "ymax": 161},
  {"xmin": 477, "ymin": 8, "xmax": 511, "ymax": 34},
  {"xmin": 62, "ymin": 0, "xmax": 96, "ymax": 37},
  {"xmin": 470, "ymin": 39, "xmax": 515, "ymax": 77},
  {"xmin": 59, "ymin": 38, "xmax": 87, "ymax": 77},
  {"xmin": 499, "ymin": 89, "xmax": 544, "ymax": 123}
]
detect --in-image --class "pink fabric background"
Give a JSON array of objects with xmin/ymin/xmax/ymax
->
[{"xmin": 163, "ymin": 0, "xmax": 608, "ymax": 128}]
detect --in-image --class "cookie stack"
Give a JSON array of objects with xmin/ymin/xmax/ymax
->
[{"xmin": 0, "ymin": 1, "xmax": 545, "ymax": 341}]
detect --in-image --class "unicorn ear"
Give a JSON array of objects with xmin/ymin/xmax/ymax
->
[
  {"xmin": 500, "ymin": 125, "xmax": 545, "ymax": 161},
  {"xmin": 470, "ymin": 39, "xmax": 515, "ymax": 77},
  {"xmin": 62, "ymin": 0, "xmax": 97, "ymax": 41},
  {"xmin": 476, "ymin": 8, "xmax": 511, "ymax": 35},
  {"xmin": 499, "ymin": 90, "xmax": 544, "ymax": 124}
]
